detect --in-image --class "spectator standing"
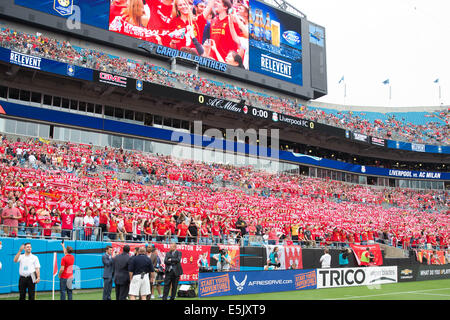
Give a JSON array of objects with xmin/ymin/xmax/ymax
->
[
  {"xmin": 360, "ymin": 247, "xmax": 372, "ymax": 267},
  {"xmin": 149, "ymin": 246, "xmax": 164, "ymax": 299},
  {"xmin": 339, "ymin": 248, "xmax": 351, "ymax": 268},
  {"xmin": 60, "ymin": 209, "xmax": 75, "ymax": 239},
  {"xmin": 59, "ymin": 242, "xmax": 75, "ymax": 300},
  {"xmin": 188, "ymin": 220, "xmax": 198, "ymax": 243},
  {"xmin": 102, "ymin": 245, "xmax": 115, "ymax": 300},
  {"xmin": 83, "ymin": 209, "xmax": 95, "ymax": 240},
  {"xmin": 268, "ymin": 246, "xmax": 281, "ymax": 269},
  {"xmin": 162, "ymin": 242, "xmax": 183, "ymax": 300},
  {"xmin": 2, "ymin": 200, "xmax": 21, "ymax": 236},
  {"xmin": 319, "ymin": 248, "xmax": 331, "ymax": 268},
  {"xmin": 13, "ymin": 243, "xmax": 40, "ymax": 300},
  {"xmin": 128, "ymin": 246, "xmax": 155, "ymax": 300},
  {"xmin": 113, "ymin": 244, "xmax": 131, "ymax": 300}
]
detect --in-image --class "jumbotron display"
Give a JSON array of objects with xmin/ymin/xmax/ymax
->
[{"xmin": 10, "ymin": 0, "xmax": 324, "ymax": 92}]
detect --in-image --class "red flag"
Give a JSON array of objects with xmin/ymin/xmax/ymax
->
[{"xmin": 350, "ymin": 243, "xmax": 383, "ymax": 266}]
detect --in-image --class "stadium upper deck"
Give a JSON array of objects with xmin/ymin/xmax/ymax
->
[{"xmin": 0, "ymin": 22, "xmax": 447, "ymax": 147}]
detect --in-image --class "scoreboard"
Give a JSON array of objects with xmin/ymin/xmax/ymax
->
[{"xmin": 1, "ymin": 0, "xmax": 327, "ymax": 99}]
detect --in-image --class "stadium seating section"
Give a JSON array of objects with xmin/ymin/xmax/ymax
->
[{"xmin": 0, "ymin": 134, "xmax": 448, "ymax": 251}]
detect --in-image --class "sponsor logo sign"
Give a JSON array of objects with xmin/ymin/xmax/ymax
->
[
  {"xmin": 352, "ymin": 132, "xmax": 369, "ymax": 143},
  {"xmin": 200, "ymin": 97, "xmax": 242, "ymax": 113},
  {"xmin": 198, "ymin": 269, "xmax": 316, "ymax": 297},
  {"xmin": 282, "ymin": 31, "xmax": 301, "ymax": 46},
  {"xmin": 9, "ymin": 51, "xmax": 41, "ymax": 70},
  {"xmin": 316, "ymin": 266, "xmax": 397, "ymax": 289},
  {"xmin": 371, "ymin": 136, "xmax": 385, "ymax": 147},
  {"xmin": 67, "ymin": 64, "xmax": 75, "ymax": 76},
  {"xmin": 136, "ymin": 80, "xmax": 143, "ymax": 91},
  {"xmin": 399, "ymin": 268, "xmax": 415, "ymax": 281},
  {"xmin": 412, "ymin": 143, "xmax": 425, "ymax": 152},
  {"xmin": 416, "ymin": 266, "xmax": 450, "ymax": 281},
  {"xmin": 53, "ymin": 0, "xmax": 73, "ymax": 16},
  {"xmin": 98, "ymin": 72, "xmax": 127, "ymax": 87},
  {"xmin": 199, "ymin": 274, "xmax": 231, "ymax": 296}
]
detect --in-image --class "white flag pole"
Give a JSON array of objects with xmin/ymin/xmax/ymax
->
[{"xmin": 52, "ymin": 251, "xmax": 56, "ymax": 300}]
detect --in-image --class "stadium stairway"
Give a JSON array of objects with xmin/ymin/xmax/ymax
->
[{"xmin": 379, "ymin": 243, "xmax": 409, "ymax": 258}]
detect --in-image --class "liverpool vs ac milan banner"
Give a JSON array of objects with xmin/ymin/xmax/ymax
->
[{"xmin": 350, "ymin": 243, "xmax": 383, "ymax": 266}]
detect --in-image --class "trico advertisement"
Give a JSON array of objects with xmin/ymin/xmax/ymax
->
[{"xmin": 316, "ymin": 266, "xmax": 398, "ymax": 289}]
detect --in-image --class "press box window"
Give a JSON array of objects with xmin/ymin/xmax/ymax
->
[
  {"xmin": 95, "ymin": 104, "xmax": 103, "ymax": 114},
  {"xmin": 78, "ymin": 101, "xmax": 87, "ymax": 112},
  {"xmin": 31, "ymin": 92, "xmax": 41, "ymax": 103},
  {"xmin": 19, "ymin": 90, "xmax": 30, "ymax": 102},
  {"xmin": 70, "ymin": 100, "xmax": 78, "ymax": 110},
  {"xmin": 0, "ymin": 86, "xmax": 8, "ymax": 99},
  {"xmin": 125, "ymin": 109, "xmax": 134, "ymax": 120},
  {"xmin": 52, "ymin": 96, "xmax": 61, "ymax": 107},
  {"xmin": 61, "ymin": 98, "xmax": 70, "ymax": 109},
  {"xmin": 135, "ymin": 112, "xmax": 144, "ymax": 122},
  {"xmin": 144, "ymin": 113, "xmax": 152, "ymax": 126},
  {"xmin": 9, "ymin": 88, "xmax": 19, "ymax": 100},
  {"xmin": 86, "ymin": 103, "xmax": 94, "ymax": 113},
  {"xmin": 104, "ymin": 106, "xmax": 114, "ymax": 117}
]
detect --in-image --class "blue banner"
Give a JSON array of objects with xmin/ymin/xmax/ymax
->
[
  {"xmin": 0, "ymin": 47, "xmax": 93, "ymax": 81},
  {"xmin": 14, "ymin": 0, "xmax": 110, "ymax": 30},
  {"xmin": 387, "ymin": 139, "xmax": 450, "ymax": 155},
  {"xmin": 198, "ymin": 269, "xmax": 316, "ymax": 297}
]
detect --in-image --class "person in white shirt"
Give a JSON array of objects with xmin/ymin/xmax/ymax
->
[
  {"xmin": 13, "ymin": 243, "xmax": 41, "ymax": 300},
  {"xmin": 320, "ymin": 248, "xmax": 331, "ymax": 268},
  {"xmin": 28, "ymin": 153, "xmax": 36, "ymax": 165}
]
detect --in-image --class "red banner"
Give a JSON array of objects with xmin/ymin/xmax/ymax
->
[
  {"xmin": 284, "ymin": 245, "xmax": 303, "ymax": 269},
  {"xmin": 350, "ymin": 243, "xmax": 383, "ymax": 266},
  {"xmin": 110, "ymin": 242, "xmax": 211, "ymax": 282},
  {"xmin": 415, "ymin": 250, "xmax": 446, "ymax": 265}
]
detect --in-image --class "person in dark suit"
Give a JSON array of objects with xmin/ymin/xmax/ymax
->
[
  {"xmin": 113, "ymin": 245, "xmax": 131, "ymax": 300},
  {"xmin": 102, "ymin": 245, "xmax": 115, "ymax": 300},
  {"xmin": 162, "ymin": 242, "xmax": 183, "ymax": 300}
]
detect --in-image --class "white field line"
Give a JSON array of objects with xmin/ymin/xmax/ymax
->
[{"xmin": 325, "ymin": 287, "xmax": 450, "ymax": 300}]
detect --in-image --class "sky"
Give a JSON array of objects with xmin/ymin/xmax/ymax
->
[{"xmin": 287, "ymin": 0, "xmax": 450, "ymax": 108}]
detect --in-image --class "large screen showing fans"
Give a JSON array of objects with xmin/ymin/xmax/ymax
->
[{"xmin": 14, "ymin": 0, "xmax": 303, "ymax": 86}]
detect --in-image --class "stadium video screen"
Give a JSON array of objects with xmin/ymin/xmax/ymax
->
[{"xmin": 14, "ymin": 0, "xmax": 302, "ymax": 86}]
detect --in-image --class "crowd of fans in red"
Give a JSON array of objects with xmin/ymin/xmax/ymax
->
[
  {"xmin": 0, "ymin": 134, "xmax": 448, "ymax": 251},
  {"xmin": 1, "ymin": 27, "xmax": 448, "ymax": 146}
]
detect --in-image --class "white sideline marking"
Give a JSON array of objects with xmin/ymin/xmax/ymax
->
[
  {"xmin": 409, "ymin": 292, "xmax": 450, "ymax": 297},
  {"xmin": 326, "ymin": 287, "xmax": 450, "ymax": 300}
]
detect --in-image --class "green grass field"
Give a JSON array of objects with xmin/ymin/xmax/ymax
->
[{"xmin": 1, "ymin": 279, "xmax": 449, "ymax": 300}]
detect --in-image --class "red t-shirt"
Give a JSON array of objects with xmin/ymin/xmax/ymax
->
[
  {"xmin": 99, "ymin": 211, "xmax": 109, "ymax": 225},
  {"xmin": 147, "ymin": 0, "xmax": 173, "ymax": 46},
  {"xmin": 61, "ymin": 212, "xmax": 75, "ymax": 230},
  {"xmin": 200, "ymin": 225, "xmax": 209, "ymax": 237},
  {"xmin": 27, "ymin": 214, "xmax": 38, "ymax": 227},
  {"xmin": 177, "ymin": 223, "xmax": 188, "ymax": 237},
  {"xmin": 211, "ymin": 225, "xmax": 221, "ymax": 236},
  {"xmin": 157, "ymin": 223, "xmax": 168, "ymax": 236},
  {"xmin": 60, "ymin": 254, "xmax": 75, "ymax": 279},
  {"xmin": 38, "ymin": 219, "xmax": 54, "ymax": 236},
  {"xmin": 209, "ymin": 15, "xmax": 239, "ymax": 61},
  {"xmin": 169, "ymin": 16, "xmax": 201, "ymax": 51},
  {"xmin": 124, "ymin": 219, "xmax": 133, "ymax": 233},
  {"xmin": 108, "ymin": 220, "xmax": 118, "ymax": 233}
]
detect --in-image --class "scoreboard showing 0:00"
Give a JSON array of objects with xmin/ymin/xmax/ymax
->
[{"xmin": 251, "ymin": 108, "xmax": 270, "ymax": 119}]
